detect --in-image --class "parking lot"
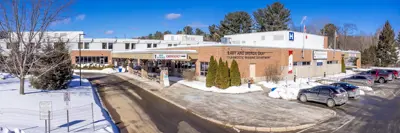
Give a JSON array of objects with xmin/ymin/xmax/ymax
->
[{"xmin": 293, "ymin": 79, "xmax": 400, "ymax": 133}]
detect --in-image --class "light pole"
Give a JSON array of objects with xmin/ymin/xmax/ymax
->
[{"xmin": 79, "ymin": 33, "xmax": 86, "ymax": 86}]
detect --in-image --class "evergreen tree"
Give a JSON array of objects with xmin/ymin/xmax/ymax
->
[
  {"xmin": 220, "ymin": 11, "xmax": 252, "ymax": 35},
  {"xmin": 361, "ymin": 45, "xmax": 377, "ymax": 66},
  {"xmin": 341, "ymin": 56, "xmax": 346, "ymax": 73},
  {"xmin": 148, "ymin": 34, "xmax": 153, "ymax": 39},
  {"xmin": 230, "ymin": 59, "xmax": 241, "ymax": 86},
  {"xmin": 163, "ymin": 30, "xmax": 172, "ymax": 35},
  {"xmin": 154, "ymin": 31, "xmax": 163, "ymax": 40},
  {"xmin": 253, "ymin": 2, "xmax": 291, "ymax": 32},
  {"xmin": 195, "ymin": 28, "xmax": 205, "ymax": 35},
  {"xmin": 176, "ymin": 30, "xmax": 183, "ymax": 34},
  {"xmin": 225, "ymin": 61, "xmax": 230, "ymax": 87},
  {"xmin": 376, "ymin": 21, "xmax": 397, "ymax": 66},
  {"xmin": 320, "ymin": 23, "xmax": 338, "ymax": 48},
  {"xmin": 215, "ymin": 58, "xmax": 224, "ymax": 88},
  {"xmin": 30, "ymin": 42, "xmax": 73, "ymax": 90},
  {"xmin": 208, "ymin": 24, "xmax": 222, "ymax": 42},
  {"xmin": 183, "ymin": 26, "xmax": 194, "ymax": 35},
  {"xmin": 206, "ymin": 56, "xmax": 217, "ymax": 87}
]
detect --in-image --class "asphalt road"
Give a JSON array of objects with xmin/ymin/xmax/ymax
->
[
  {"xmin": 293, "ymin": 79, "xmax": 400, "ymax": 133},
  {"xmin": 81, "ymin": 73, "xmax": 236, "ymax": 133}
]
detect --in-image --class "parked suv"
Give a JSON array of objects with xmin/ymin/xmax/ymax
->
[
  {"xmin": 386, "ymin": 69, "xmax": 399, "ymax": 79},
  {"xmin": 340, "ymin": 75, "xmax": 374, "ymax": 86},
  {"xmin": 298, "ymin": 85, "xmax": 348, "ymax": 107},
  {"xmin": 358, "ymin": 69, "xmax": 392, "ymax": 83}
]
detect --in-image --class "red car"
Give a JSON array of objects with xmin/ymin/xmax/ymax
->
[{"xmin": 358, "ymin": 69, "xmax": 393, "ymax": 83}]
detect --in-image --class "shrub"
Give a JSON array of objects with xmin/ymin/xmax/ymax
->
[
  {"xmin": 265, "ymin": 64, "xmax": 281, "ymax": 83},
  {"xmin": 230, "ymin": 59, "xmax": 241, "ymax": 86},
  {"xmin": 183, "ymin": 69, "xmax": 196, "ymax": 81},
  {"xmin": 341, "ymin": 56, "xmax": 346, "ymax": 73},
  {"xmin": 206, "ymin": 56, "xmax": 217, "ymax": 87},
  {"xmin": 215, "ymin": 58, "xmax": 224, "ymax": 88}
]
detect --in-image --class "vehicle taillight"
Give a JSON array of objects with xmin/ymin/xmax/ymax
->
[{"xmin": 352, "ymin": 89, "xmax": 356, "ymax": 92}]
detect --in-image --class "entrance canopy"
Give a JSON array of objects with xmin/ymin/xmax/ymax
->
[{"xmin": 112, "ymin": 50, "xmax": 198, "ymax": 60}]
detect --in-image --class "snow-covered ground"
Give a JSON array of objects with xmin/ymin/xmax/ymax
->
[
  {"xmin": 177, "ymin": 80, "xmax": 263, "ymax": 94},
  {"xmin": 0, "ymin": 75, "xmax": 116, "ymax": 133},
  {"xmin": 73, "ymin": 68, "xmax": 116, "ymax": 74}
]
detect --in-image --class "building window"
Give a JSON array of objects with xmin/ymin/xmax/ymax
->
[
  {"xmin": 200, "ymin": 62, "xmax": 209, "ymax": 76},
  {"xmin": 78, "ymin": 42, "xmax": 83, "ymax": 49},
  {"xmin": 125, "ymin": 43, "xmax": 130, "ymax": 50},
  {"xmin": 327, "ymin": 61, "xmax": 338, "ymax": 64},
  {"xmin": 302, "ymin": 61, "xmax": 311, "ymax": 65},
  {"xmin": 131, "ymin": 43, "xmax": 136, "ymax": 49},
  {"xmin": 261, "ymin": 36, "xmax": 265, "ymax": 40},
  {"xmin": 108, "ymin": 43, "xmax": 113, "ymax": 49},
  {"xmin": 153, "ymin": 43, "xmax": 157, "ymax": 48},
  {"xmin": 102, "ymin": 43, "xmax": 107, "ymax": 49},
  {"xmin": 173, "ymin": 44, "xmax": 178, "ymax": 46},
  {"xmin": 317, "ymin": 62, "xmax": 323, "ymax": 66},
  {"xmin": 168, "ymin": 44, "xmax": 172, "ymax": 47},
  {"xmin": 84, "ymin": 42, "xmax": 89, "ymax": 49},
  {"xmin": 293, "ymin": 62, "xmax": 297, "ymax": 66},
  {"xmin": 147, "ymin": 43, "xmax": 152, "ymax": 48},
  {"xmin": 75, "ymin": 56, "xmax": 109, "ymax": 64},
  {"xmin": 6, "ymin": 43, "xmax": 11, "ymax": 49},
  {"xmin": 171, "ymin": 36, "xmax": 174, "ymax": 40},
  {"xmin": 242, "ymin": 41, "xmax": 246, "ymax": 44}
]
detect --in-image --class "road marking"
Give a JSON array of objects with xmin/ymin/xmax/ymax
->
[
  {"xmin": 330, "ymin": 117, "xmax": 355, "ymax": 133},
  {"xmin": 296, "ymin": 125, "xmax": 314, "ymax": 133}
]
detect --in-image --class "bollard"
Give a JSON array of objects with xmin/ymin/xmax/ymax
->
[
  {"xmin": 45, "ymin": 120, "xmax": 47, "ymax": 133},
  {"xmin": 67, "ymin": 109, "xmax": 70, "ymax": 132},
  {"xmin": 294, "ymin": 75, "xmax": 296, "ymax": 82},
  {"xmin": 324, "ymin": 72, "xmax": 326, "ymax": 77},
  {"xmin": 91, "ymin": 103, "xmax": 95, "ymax": 131},
  {"xmin": 48, "ymin": 111, "xmax": 51, "ymax": 133}
]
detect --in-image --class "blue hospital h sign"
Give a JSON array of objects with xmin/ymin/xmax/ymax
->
[{"xmin": 289, "ymin": 32, "xmax": 294, "ymax": 41}]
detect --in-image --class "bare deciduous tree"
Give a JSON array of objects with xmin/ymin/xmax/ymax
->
[
  {"xmin": 339, "ymin": 23, "xmax": 358, "ymax": 50},
  {"xmin": 0, "ymin": 0, "xmax": 72, "ymax": 95}
]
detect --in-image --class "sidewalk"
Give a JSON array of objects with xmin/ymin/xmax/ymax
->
[{"xmin": 115, "ymin": 73, "xmax": 336, "ymax": 132}]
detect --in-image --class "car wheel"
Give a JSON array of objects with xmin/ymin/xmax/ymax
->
[
  {"xmin": 379, "ymin": 78, "xmax": 385, "ymax": 84},
  {"xmin": 300, "ymin": 94, "xmax": 307, "ymax": 102},
  {"xmin": 327, "ymin": 99, "xmax": 335, "ymax": 107}
]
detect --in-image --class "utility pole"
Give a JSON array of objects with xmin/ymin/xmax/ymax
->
[{"xmin": 79, "ymin": 33, "xmax": 86, "ymax": 86}]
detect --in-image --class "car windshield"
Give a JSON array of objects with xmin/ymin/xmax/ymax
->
[
  {"xmin": 332, "ymin": 87, "xmax": 345, "ymax": 93},
  {"xmin": 345, "ymin": 83, "xmax": 357, "ymax": 88}
]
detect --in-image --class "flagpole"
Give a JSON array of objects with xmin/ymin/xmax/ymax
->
[
  {"xmin": 334, "ymin": 30, "xmax": 337, "ymax": 59},
  {"xmin": 302, "ymin": 25, "xmax": 306, "ymax": 59}
]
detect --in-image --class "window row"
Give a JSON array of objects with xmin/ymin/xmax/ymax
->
[
  {"xmin": 327, "ymin": 60, "xmax": 338, "ymax": 64},
  {"xmin": 102, "ymin": 43, "xmax": 113, "ymax": 50},
  {"xmin": 78, "ymin": 42, "xmax": 90, "ymax": 49},
  {"xmin": 125, "ymin": 43, "xmax": 136, "ymax": 50},
  {"xmin": 167, "ymin": 44, "xmax": 179, "ymax": 47},
  {"xmin": 293, "ymin": 61, "xmax": 311, "ymax": 66},
  {"xmin": 147, "ymin": 43, "xmax": 157, "ymax": 48},
  {"xmin": 75, "ymin": 56, "xmax": 109, "ymax": 64}
]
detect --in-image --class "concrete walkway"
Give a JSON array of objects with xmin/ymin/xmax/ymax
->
[{"xmin": 116, "ymin": 73, "xmax": 336, "ymax": 132}]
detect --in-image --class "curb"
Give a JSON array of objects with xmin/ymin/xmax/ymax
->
[
  {"xmin": 115, "ymin": 73, "xmax": 335, "ymax": 132},
  {"xmin": 90, "ymin": 78, "xmax": 120, "ymax": 133}
]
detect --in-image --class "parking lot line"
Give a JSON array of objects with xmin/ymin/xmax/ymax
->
[{"xmin": 330, "ymin": 117, "xmax": 355, "ymax": 133}]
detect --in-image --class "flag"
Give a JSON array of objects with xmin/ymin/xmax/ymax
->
[{"xmin": 304, "ymin": 25, "xmax": 308, "ymax": 39}]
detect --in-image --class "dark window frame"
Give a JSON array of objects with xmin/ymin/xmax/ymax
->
[
  {"xmin": 84, "ymin": 42, "xmax": 90, "ymax": 49},
  {"xmin": 102, "ymin": 43, "xmax": 107, "ymax": 49},
  {"xmin": 125, "ymin": 43, "xmax": 130, "ymax": 50}
]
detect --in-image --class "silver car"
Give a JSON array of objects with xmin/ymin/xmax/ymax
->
[
  {"xmin": 341, "ymin": 75, "xmax": 374, "ymax": 86},
  {"xmin": 298, "ymin": 85, "xmax": 348, "ymax": 107}
]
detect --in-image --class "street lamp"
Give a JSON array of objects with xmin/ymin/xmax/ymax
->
[{"xmin": 79, "ymin": 33, "xmax": 86, "ymax": 86}]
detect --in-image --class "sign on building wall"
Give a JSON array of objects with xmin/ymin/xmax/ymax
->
[
  {"xmin": 288, "ymin": 50, "xmax": 293, "ymax": 74},
  {"xmin": 289, "ymin": 32, "xmax": 294, "ymax": 41},
  {"xmin": 227, "ymin": 51, "xmax": 272, "ymax": 59},
  {"xmin": 154, "ymin": 54, "xmax": 187, "ymax": 60},
  {"xmin": 313, "ymin": 51, "xmax": 327, "ymax": 60}
]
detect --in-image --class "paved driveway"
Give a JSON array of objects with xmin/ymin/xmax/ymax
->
[{"xmin": 293, "ymin": 79, "xmax": 400, "ymax": 133}]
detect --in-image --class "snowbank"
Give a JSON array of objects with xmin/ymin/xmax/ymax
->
[
  {"xmin": 371, "ymin": 67, "xmax": 400, "ymax": 71},
  {"xmin": 259, "ymin": 79, "xmax": 322, "ymax": 100},
  {"xmin": 73, "ymin": 68, "xmax": 116, "ymax": 74},
  {"xmin": 178, "ymin": 80, "xmax": 263, "ymax": 94},
  {"xmin": 358, "ymin": 86, "xmax": 373, "ymax": 91},
  {"xmin": 360, "ymin": 90, "xmax": 365, "ymax": 95}
]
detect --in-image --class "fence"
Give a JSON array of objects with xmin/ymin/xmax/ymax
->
[{"xmin": 0, "ymin": 103, "xmax": 97, "ymax": 133}]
